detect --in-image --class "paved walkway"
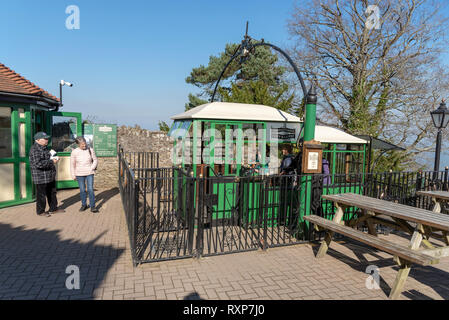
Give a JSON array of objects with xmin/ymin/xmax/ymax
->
[{"xmin": 1, "ymin": 188, "xmax": 449, "ymax": 300}]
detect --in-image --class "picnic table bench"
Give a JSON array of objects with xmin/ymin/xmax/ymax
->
[
  {"xmin": 416, "ymin": 190, "xmax": 449, "ymax": 213},
  {"xmin": 303, "ymin": 193, "xmax": 449, "ymax": 299}
]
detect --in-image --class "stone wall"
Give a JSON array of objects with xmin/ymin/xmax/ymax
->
[
  {"xmin": 94, "ymin": 125, "xmax": 172, "ymax": 189},
  {"xmin": 117, "ymin": 125, "xmax": 173, "ymax": 167}
]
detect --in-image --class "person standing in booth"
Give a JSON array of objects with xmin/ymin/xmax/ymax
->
[{"xmin": 70, "ymin": 137, "xmax": 99, "ymax": 213}]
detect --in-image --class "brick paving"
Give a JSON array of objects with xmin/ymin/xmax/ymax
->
[{"xmin": 1, "ymin": 188, "xmax": 449, "ymax": 300}]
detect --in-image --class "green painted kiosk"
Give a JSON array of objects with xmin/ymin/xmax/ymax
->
[
  {"xmin": 168, "ymin": 102, "xmax": 368, "ymax": 232},
  {"xmin": 0, "ymin": 62, "xmax": 83, "ymax": 208}
]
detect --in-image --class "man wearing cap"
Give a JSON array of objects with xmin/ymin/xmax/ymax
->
[{"xmin": 29, "ymin": 132, "xmax": 65, "ymax": 217}]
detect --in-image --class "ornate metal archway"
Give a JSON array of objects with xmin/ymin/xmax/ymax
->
[{"xmin": 210, "ymin": 22, "xmax": 309, "ymax": 103}]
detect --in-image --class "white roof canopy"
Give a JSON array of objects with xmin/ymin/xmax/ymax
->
[
  {"xmin": 171, "ymin": 102, "xmax": 302, "ymax": 122},
  {"xmin": 170, "ymin": 102, "xmax": 366, "ymax": 145},
  {"xmin": 315, "ymin": 125, "xmax": 367, "ymax": 144}
]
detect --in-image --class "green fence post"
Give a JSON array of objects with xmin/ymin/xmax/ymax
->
[{"xmin": 300, "ymin": 85, "xmax": 317, "ymax": 237}]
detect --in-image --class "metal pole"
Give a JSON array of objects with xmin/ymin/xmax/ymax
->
[
  {"xmin": 444, "ymin": 166, "xmax": 449, "ymax": 191},
  {"xmin": 299, "ymin": 85, "xmax": 317, "ymax": 235},
  {"xmin": 303, "ymin": 84, "xmax": 317, "ymax": 142},
  {"xmin": 59, "ymin": 83, "xmax": 63, "ymax": 110},
  {"xmin": 434, "ymin": 129, "xmax": 442, "ymax": 176}
]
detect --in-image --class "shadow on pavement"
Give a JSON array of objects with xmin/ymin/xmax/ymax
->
[
  {"xmin": 310, "ymin": 238, "xmax": 449, "ymax": 299},
  {"xmin": 0, "ymin": 222, "xmax": 125, "ymax": 299},
  {"xmin": 95, "ymin": 188, "xmax": 119, "ymax": 209},
  {"xmin": 183, "ymin": 292, "xmax": 204, "ymax": 300},
  {"xmin": 58, "ymin": 187, "xmax": 119, "ymax": 211}
]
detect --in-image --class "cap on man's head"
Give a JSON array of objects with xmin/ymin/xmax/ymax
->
[{"xmin": 34, "ymin": 132, "xmax": 51, "ymax": 140}]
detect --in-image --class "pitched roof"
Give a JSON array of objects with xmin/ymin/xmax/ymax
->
[
  {"xmin": 171, "ymin": 102, "xmax": 302, "ymax": 122},
  {"xmin": 315, "ymin": 126, "xmax": 367, "ymax": 144},
  {"xmin": 0, "ymin": 63, "xmax": 59, "ymax": 103}
]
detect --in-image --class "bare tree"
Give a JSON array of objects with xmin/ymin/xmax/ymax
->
[{"xmin": 288, "ymin": 0, "xmax": 449, "ymax": 170}]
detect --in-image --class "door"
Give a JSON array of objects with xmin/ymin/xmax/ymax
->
[
  {"xmin": 47, "ymin": 111, "xmax": 82, "ymax": 189},
  {"xmin": 0, "ymin": 106, "xmax": 33, "ymax": 208}
]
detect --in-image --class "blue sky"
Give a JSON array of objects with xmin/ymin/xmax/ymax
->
[
  {"xmin": 2, "ymin": 0, "xmax": 449, "ymax": 168},
  {"xmin": 1, "ymin": 0, "xmax": 296, "ymax": 129}
]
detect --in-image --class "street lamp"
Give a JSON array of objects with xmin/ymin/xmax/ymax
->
[
  {"xmin": 430, "ymin": 100, "xmax": 449, "ymax": 173},
  {"xmin": 59, "ymin": 80, "xmax": 74, "ymax": 110}
]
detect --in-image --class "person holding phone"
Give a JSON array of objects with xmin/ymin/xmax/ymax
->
[
  {"xmin": 29, "ymin": 132, "xmax": 66, "ymax": 217},
  {"xmin": 70, "ymin": 137, "xmax": 99, "ymax": 213}
]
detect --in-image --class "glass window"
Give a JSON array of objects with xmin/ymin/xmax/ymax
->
[
  {"xmin": 214, "ymin": 124, "xmax": 226, "ymax": 165},
  {"xmin": 0, "ymin": 108, "xmax": 12, "ymax": 158},
  {"xmin": 19, "ymin": 123, "xmax": 26, "ymax": 157},
  {"xmin": 52, "ymin": 116, "xmax": 78, "ymax": 152},
  {"xmin": 34, "ymin": 111, "xmax": 45, "ymax": 133},
  {"xmin": 180, "ymin": 120, "xmax": 192, "ymax": 132},
  {"xmin": 0, "ymin": 163, "xmax": 14, "ymax": 201},
  {"xmin": 168, "ymin": 120, "xmax": 192, "ymax": 139},
  {"xmin": 168, "ymin": 121, "xmax": 180, "ymax": 137}
]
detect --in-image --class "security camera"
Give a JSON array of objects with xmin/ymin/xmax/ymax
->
[{"xmin": 60, "ymin": 80, "xmax": 73, "ymax": 87}]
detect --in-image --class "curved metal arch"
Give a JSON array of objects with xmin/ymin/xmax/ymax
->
[{"xmin": 210, "ymin": 40, "xmax": 308, "ymax": 103}]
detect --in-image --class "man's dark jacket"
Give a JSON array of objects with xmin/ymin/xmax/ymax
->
[
  {"xmin": 29, "ymin": 143, "xmax": 56, "ymax": 184},
  {"xmin": 280, "ymin": 154, "xmax": 296, "ymax": 175}
]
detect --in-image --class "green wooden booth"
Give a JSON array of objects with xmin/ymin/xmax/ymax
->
[
  {"xmin": 168, "ymin": 102, "xmax": 368, "ymax": 226},
  {"xmin": 0, "ymin": 63, "xmax": 117, "ymax": 209},
  {"xmin": 0, "ymin": 100, "xmax": 85, "ymax": 208}
]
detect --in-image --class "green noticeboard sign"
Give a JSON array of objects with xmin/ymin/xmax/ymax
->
[
  {"xmin": 83, "ymin": 124, "xmax": 117, "ymax": 157},
  {"xmin": 93, "ymin": 124, "xmax": 117, "ymax": 157}
]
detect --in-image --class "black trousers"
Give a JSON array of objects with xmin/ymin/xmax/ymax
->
[{"xmin": 35, "ymin": 181, "xmax": 58, "ymax": 214}]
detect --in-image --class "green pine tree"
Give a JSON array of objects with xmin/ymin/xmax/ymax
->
[
  {"xmin": 185, "ymin": 42, "xmax": 294, "ymax": 111},
  {"xmin": 158, "ymin": 121, "xmax": 170, "ymax": 133}
]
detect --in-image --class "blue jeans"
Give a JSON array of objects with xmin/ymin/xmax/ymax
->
[{"xmin": 76, "ymin": 175, "xmax": 96, "ymax": 208}]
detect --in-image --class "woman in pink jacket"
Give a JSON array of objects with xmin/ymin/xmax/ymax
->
[{"xmin": 70, "ymin": 137, "xmax": 99, "ymax": 213}]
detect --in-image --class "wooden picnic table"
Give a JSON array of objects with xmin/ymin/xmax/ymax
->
[
  {"xmin": 304, "ymin": 193, "xmax": 449, "ymax": 299},
  {"xmin": 416, "ymin": 190, "xmax": 449, "ymax": 213}
]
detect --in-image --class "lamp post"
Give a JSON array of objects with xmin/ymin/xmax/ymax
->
[
  {"xmin": 430, "ymin": 100, "xmax": 449, "ymax": 175},
  {"xmin": 58, "ymin": 80, "xmax": 73, "ymax": 111}
]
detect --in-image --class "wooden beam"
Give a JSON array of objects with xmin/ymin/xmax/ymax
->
[
  {"xmin": 410, "ymin": 226, "xmax": 424, "ymax": 250},
  {"xmin": 443, "ymin": 231, "xmax": 449, "ymax": 246},
  {"xmin": 370, "ymin": 217, "xmax": 401, "ymax": 231},
  {"xmin": 408, "ymin": 224, "xmax": 435, "ymax": 249},
  {"xmin": 420, "ymin": 246, "xmax": 449, "ymax": 258},
  {"xmin": 316, "ymin": 203, "xmax": 346, "ymax": 258},
  {"xmin": 392, "ymin": 217, "xmax": 415, "ymax": 235},
  {"xmin": 389, "ymin": 259, "xmax": 412, "ymax": 300},
  {"xmin": 432, "ymin": 197, "xmax": 442, "ymax": 213},
  {"xmin": 316, "ymin": 231, "xmax": 333, "ymax": 258},
  {"xmin": 348, "ymin": 212, "xmax": 374, "ymax": 228},
  {"xmin": 365, "ymin": 210, "xmax": 378, "ymax": 237}
]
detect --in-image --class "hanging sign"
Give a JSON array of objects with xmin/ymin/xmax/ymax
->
[
  {"xmin": 302, "ymin": 139, "xmax": 324, "ymax": 174},
  {"xmin": 266, "ymin": 122, "xmax": 301, "ymax": 143}
]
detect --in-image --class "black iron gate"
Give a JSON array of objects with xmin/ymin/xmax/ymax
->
[{"xmin": 119, "ymin": 147, "xmax": 449, "ymax": 266}]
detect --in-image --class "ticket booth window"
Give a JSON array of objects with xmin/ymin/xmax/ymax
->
[
  {"xmin": 48, "ymin": 112, "xmax": 82, "ymax": 189},
  {"xmin": 0, "ymin": 107, "xmax": 12, "ymax": 158},
  {"xmin": 51, "ymin": 116, "xmax": 78, "ymax": 152}
]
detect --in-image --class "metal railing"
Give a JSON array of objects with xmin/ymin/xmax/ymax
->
[
  {"xmin": 118, "ymin": 146, "xmax": 139, "ymax": 265},
  {"xmin": 118, "ymin": 148, "xmax": 449, "ymax": 265}
]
